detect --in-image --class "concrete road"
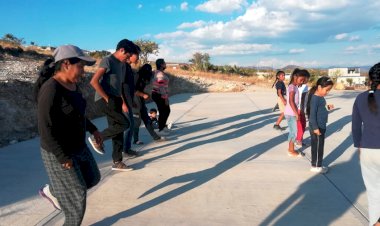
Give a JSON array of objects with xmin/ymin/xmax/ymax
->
[{"xmin": 0, "ymin": 89, "xmax": 368, "ymax": 226}]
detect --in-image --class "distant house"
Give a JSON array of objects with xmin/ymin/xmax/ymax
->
[
  {"xmin": 328, "ymin": 67, "xmax": 366, "ymax": 85},
  {"xmin": 166, "ymin": 63, "xmax": 180, "ymax": 70}
]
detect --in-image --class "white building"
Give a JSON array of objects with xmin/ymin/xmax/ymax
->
[{"xmin": 328, "ymin": 67, "xmax": 366, "ymax": 86}]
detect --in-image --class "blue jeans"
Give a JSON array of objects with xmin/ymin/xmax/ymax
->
[{"xmin": 285, "ymin": 115, "xmax": 297, "ymax": 143}]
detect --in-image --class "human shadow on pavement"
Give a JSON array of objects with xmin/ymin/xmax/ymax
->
[
  {"xmin": 0, "ymin": 139, "xmax": 49, "ymax": 209},
  {"xmin": 135, "ymin": 112, "xmax": 276, "ymax": 170},
  {"xmin": 300, "ymin": 115, "xmax": 351, "ymax": 156},
  {"xmin": 259, "ymin": 148, "xmax": 366, "ymax": 226},
  {"xmin": 91, "ymin": 119, "xmax": 285, "ymax": 226},
  {"xmin": 141, "ymin": 108, "xmax": 274, "ymax": 153}
]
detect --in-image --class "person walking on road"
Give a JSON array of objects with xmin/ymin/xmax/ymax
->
[
  {"xmin": 152, "ymin": 58, "xmax": 171, "ymax": 135},
  {"xmin": 273, "ymin": 70, "xmax": 287, "ymax": 131},
  {"xmin": 306, "ymin": 76, "xmax": 334, "ymax": 174},
  {"xmin": 352, "ymin": 62, "xmax": 380, "ymax": 226},
  {"xmin": 36, "ymin": 45, "xmax": 101, "ymax": 225},
  {"xmin": 89, "ymin": 39, "xmax": 139, "ymax": 171}
]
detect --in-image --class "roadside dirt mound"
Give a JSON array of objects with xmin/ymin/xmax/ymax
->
[{"xmin": 0, "ymin": 56, "xmax": 260, "ymax": 147}]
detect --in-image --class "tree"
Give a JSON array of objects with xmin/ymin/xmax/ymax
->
[
  {"xmin": 1, "ymin": 33, "xmax": 24, "ymax": 46},
  {"xmin": 134, "ymin": 39, "xmax": 159, "ymax": 64},
  {"xmin": 189, "ymin": 52, "xmax": 211, "ymax": 71},
  {"xmin": 89, "ymin": 50, "xmax": 111, "ymax": 59},
  {"xmin": 346, "ymin": 78, "xmax": 353, "ymax": 86}
]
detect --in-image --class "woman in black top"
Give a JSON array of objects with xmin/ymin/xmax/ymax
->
[
  {"xmin": 133, "ymin": 64, "xmax": 163, "ymax": 142},
  {"xmin": 35, "ymin": 45, "xmax": 101, "ymax": 226}
]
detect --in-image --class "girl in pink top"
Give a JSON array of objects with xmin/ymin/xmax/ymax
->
[
  {"xmin": 152, "ymin": 58, "xmax": 171, "ymax": 134},
  {"xmin": 284, "ymin": 69, "xmax": 310, "ymax": 157}
]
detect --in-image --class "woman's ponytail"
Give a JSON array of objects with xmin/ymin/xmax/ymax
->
[
  {"xmin": 368, "ymin": 63, "xmax": 380, "ymax": 114},
  {"xmin": 34, "ymin": 58, "xmax": 55, "ymax": 102}
]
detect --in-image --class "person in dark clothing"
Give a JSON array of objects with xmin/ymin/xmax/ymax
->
[
  {"xmin": 273, "ymin": 71, "xmax": 286, "ymax": 130},
  {"xmin": 152, "ymin": 58, "xmax": 171, "ymax": 135},
  {"xmin": 306, "ymin": 76, "xmax": 334, "ymax": 173},
  {"xmin": 352, "ymin": 62, "xmax": 380, "ymax": 226},
  {"xmin": 36, "ymin": 45, "xmax": 101, "ymax": 226},
  {"xmin": 89, "ymin": 39, "xmax": 139, "ymax": 171},
  {"xmin": 122, "ymin": 44, "xmax": 142, "ymax": 155},
  {"xmin": 132, "ymin": 64, "xmax": 164, "ymax": 143}
]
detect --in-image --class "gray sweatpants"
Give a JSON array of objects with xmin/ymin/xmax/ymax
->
[
  {"xmin": 360, "ymin": 148, "xmax": 380, "ymax": 226},
  {"xmin": 41, "ymin": 147, "xmax": 101, "ymax": 226}
]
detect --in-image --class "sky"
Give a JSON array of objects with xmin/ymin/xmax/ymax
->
[{"xmin": 1, "ymin": 0, "xmax": 380, "ymax": 68}]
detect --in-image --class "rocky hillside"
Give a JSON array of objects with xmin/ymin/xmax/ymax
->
[{"xmin": 0, "ymin": 50, "xmax": 261, "ymax": 147}]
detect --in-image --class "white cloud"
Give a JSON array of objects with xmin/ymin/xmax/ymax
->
[
  {"xmin": 349, "ymin": 35, "xmax": 360, "ymax": 41},
  {"xmin": 206, "ymin": 43, "xmax": 272, "ymax": 56},
  {"xmin": 180, "ymin": 2, "xmax": 189, "ymax": 11},
  {"xmin": 335, "ymin": 33, "xmax": 360, "ymax": 41},
  {"xmin": 177, "ymin": 20, "xmax": 207, "ymax": 29},
  {"xmin": 260, "ymin": 0, "xmax": 350, "ymax": 11},
  {"xmin": 137, "ymin": 4, "xmax": 143, "ymax": 9},
  {"xmin": 335, "ymin": 33, "xmax": 348, "ymax": 40},
  {"xmin": 344, "ymin": 45, "xmax": 368, "ymax": 54},
  {"xmin": 289, "ymin": 48, "xmax": 305, "ymax": 54},
  {"xmin": 255, "ymin": 58, "xmax": 320, "ymax": 68},
  {"xmin": 196, "ymin": 0, "xmax": 248, "ymax": 14},
  {"xmin": 155, "ymin": 0, "xmax": 380, "ymax": 66},
  {"xmin": 160, "ymin": 5, "xmax": 175, "ymax": 12}
]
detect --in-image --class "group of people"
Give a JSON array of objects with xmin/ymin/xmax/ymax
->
[
  {"xmin": 272, "ymin": 69, "xmax": 333, "ymax": 173},
  {"xmin": 33, "ymin": 39, "xmax": 379, "ymax": 225},
  {"xmin": 273, "ymin": 67, "xmax": 380, "ymax": 225},
  {"xmin": 35, "ymin": 39, "xmax": 172, "ymax": 225}
]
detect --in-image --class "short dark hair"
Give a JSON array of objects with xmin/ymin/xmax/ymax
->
[
  {"xmin": 116, "ymin": 39, "xmax": 139, "ymax": 54},
  {"xmin": 149, "ymin": 108, "xmax": 157, "ymax": 113},
  {"xmin": 156, "ymin": 58, "xmax": 165, "ymax": 70}
]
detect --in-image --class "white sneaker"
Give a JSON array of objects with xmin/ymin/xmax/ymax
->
[
  {"xmin": 167, "ymin": 121, "xmax": 173, "ymax": 130},
  {"xmin": 295, "ymin": 142, "xmax": 302, "ymax": 150},
  {"xmin": 88, "ymin": 136, "xmax": 105, "ymax": 155},
  {"xmin": 310, "ymin": 166, "xmax": 328, "ymax": 174},
  {"xmin": 39, "ymin": 184, "xmax": 61, "ymax": 210}
]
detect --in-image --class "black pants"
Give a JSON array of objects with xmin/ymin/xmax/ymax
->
[
  {"xmin": 309, "ymin": 128, "xmax": 326, "ymax": 167},
  {"xmin": 96, "ymin": 96, "xmax": 130, "ymax": 162},
  {"xmin": 152, "ymin": 92, "xmax": 171, "ymax": 131}
]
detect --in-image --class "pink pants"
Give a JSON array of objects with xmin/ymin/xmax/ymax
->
[{"xmin": 296, "ymin": 110, "xmax": 306, "ymax": 142}]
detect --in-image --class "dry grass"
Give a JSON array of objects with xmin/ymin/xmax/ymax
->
[{"xmin": 166, "ymin": 68, "xmax": 257, "ymax": 83}]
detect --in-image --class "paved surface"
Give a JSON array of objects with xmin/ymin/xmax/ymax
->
[{"xmin": 0, "ymin": 89, "xmax": 369, "ymax": 226}]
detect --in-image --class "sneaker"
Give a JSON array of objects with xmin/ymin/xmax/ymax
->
[
  {"xmin": 154, "ymin": 136, "xmax": 166, "ymax": 142},
  {"xmin": 39, "ymin": 184, "xmax": 61, "ymax": 210},
  {"xmin": 133, "ymin": 140, "xmax": 144, "ymax": 145},
  {"xmin": 310, "ymin": 166, "xmax": 328, "ymax": 174},
  {"xmin": 112, "ymin": 161, "xmax": 133, "ymax": 172},
  {"xmin": 167, "ymin": 121, "xmax": 173, "ymax": 130},
  {"xmin": 88, "ymin": 135, "xmax": 105, "ymax": 155},
  {"xmin": 295, "ymin": 141, "xmax": 302, "ymax": 150},
  {"xmin": 124, "ymin": 149, "xmax": 140, "ymax": 158},
  {"xmin": 273, "ymin": 124, "xmax": 285, "ymax": 131}
]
